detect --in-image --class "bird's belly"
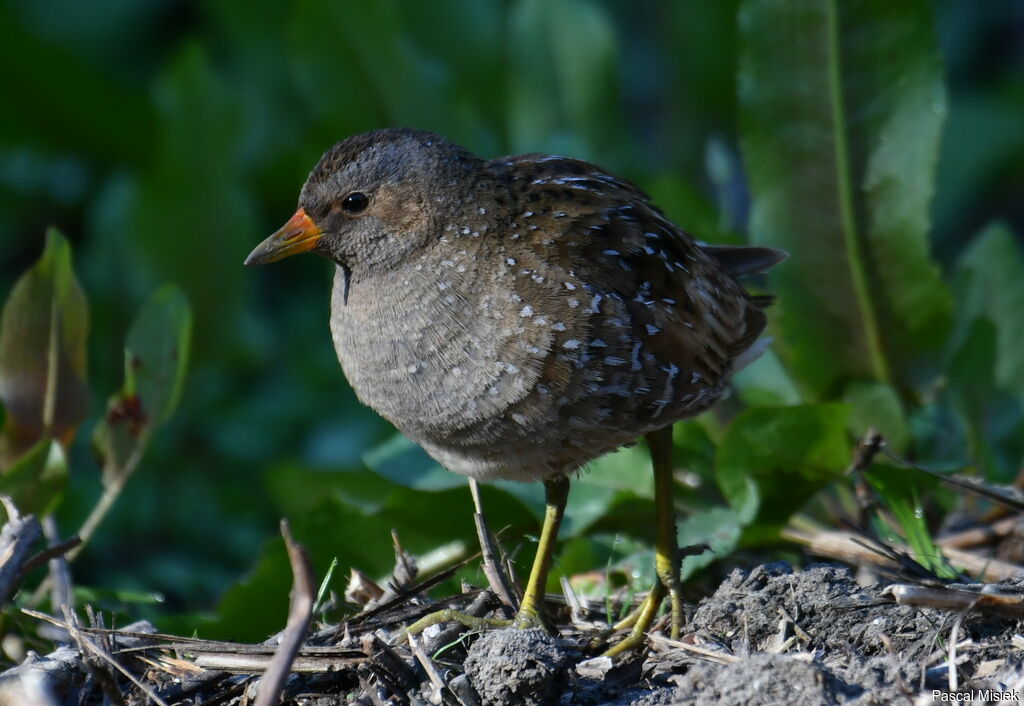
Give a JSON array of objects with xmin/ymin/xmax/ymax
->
[{"xmin": 328, "ymin": 267, "xmax": 730, "ymax": 481}]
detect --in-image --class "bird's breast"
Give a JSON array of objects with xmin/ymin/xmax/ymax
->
[{"xmin": 328, "ymin": 261, "xmax": 547, "ymax": 444}]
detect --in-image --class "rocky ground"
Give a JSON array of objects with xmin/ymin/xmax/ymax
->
[{"xmin": 4, "ymin": 562, "xmax": 1024, "ymax": 705}]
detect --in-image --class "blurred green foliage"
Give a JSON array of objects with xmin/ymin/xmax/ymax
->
[{"xmin": 1, "ymin": 0, "xmax": 1023, "ymax": 643}]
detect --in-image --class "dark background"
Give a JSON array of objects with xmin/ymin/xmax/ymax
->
[{"xmin": 1, "ymin": 0, "xmax": 1022, "ymax": 640}]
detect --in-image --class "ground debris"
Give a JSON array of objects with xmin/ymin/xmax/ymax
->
[{"xmin": 3, "ymin": 562, "xmax": 1024, "ymax": 705}]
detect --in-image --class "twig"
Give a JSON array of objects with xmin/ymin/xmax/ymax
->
[
  {"xmin": 846, "ymin": 429, "xmax": 885, "ymax": 475},
  {"xmin": 361, "ymin": 633, "xmax": 420, "ymax": 693},
  {"xmin": 70, "ymin": 476, "xmax": 127, "ymax": 561},
  {"xmin": 936, "ymin": 516, "xmax": 1021, "ymax": 550},
  {"xmin": 344, "ymin": 555, "xmax": 476, "ymax": 633},
  {"xmin": 193, "ymin": 652, "xmax": 362, "ymax": 673},
  {"xmin": 948, "ymin": 612, "xmax": 963, "ymax": 692},
  {"xmin": 647, "ymin": 634, "xmax": 739, "ymax": 664},
  {"xmin": 468, "ymin": 478, "xmax": 518, "ymax": 610},
  {"xmin": 253, "ymin": 519, "xmax": 316, "ymax": 706},
  {"xmin": 71, "ymin": 432, "xmax": 150, "ymax": 561},
  {"xmin": 884, "ymin": 450, "xmax": 1024, "ymax": 513},
  {"xmin": 844, "ymin": 430, "xmax": 884, "ymax": 523},
  {"xmin": 389, "ymin": 530, "xmax": 417, "ymax": 593},
  {"xmin": 888, "ymin": 584, "xmax": 1024, "ymax": 618},
  {"xmin": 783, "ymin": 523, "xmax": 1024, "ymax": 583},
  {"xmin": 36, "ymin": 610, "xmax": 169, "ymax": 706},
  {"xmin": 13, "ymin": 535, "xmax": 80, "ymax": 587},
  {"xmin": 408, "ymin": 634, "xmax": 447, "ymax": 705},
  {"xmin": 0, "ymin": 644, "xmax": 80, "ymax": 704},
  {"xmin": 42, "ymin": 516, "xmax": 73, "ymax": 615},
  {"xmin": 0, "ymin": 496, "xmax": 43, "ymax": 607}
]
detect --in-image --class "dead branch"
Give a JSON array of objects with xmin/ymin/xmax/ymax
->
[
  {"xmin": 0, "ymin": 496, "xmax": 42, "ymax": 608},
  {"xmin": 253, "ymin": 519, "xmax": 316, "ymax": 706}
]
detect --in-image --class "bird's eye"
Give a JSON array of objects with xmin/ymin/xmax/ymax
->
[{"xmin": 341, "ymin": 192, "xmax": 369, "ymax": 214}]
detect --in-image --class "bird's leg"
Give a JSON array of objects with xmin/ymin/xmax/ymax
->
[
  {"xmin": 512, "ymin": 474, "xmax": 569, "ymax": 631},
  {"xmin": 651, "ymin": 426, "xmax": 684, "ymax": 638},
  {"xmin": 604, "ymin": 426, "xmax": 681, "ymax": 657},
  {"xmin": 402, "ymin": 475, "xmax": 569, "ymax": 642}
]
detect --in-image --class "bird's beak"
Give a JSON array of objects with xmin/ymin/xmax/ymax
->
[{"xmin": 244, "ymin": 208, "xmax": 324, "ymax": 266}]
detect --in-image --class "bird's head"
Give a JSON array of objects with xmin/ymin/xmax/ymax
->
[{"xmin": 245, "ymin": 128, "xmax": 480, "ymax": 272}]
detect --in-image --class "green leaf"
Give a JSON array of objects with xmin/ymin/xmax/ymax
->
[
  {"xmin": 0, "ymin": 229, "xmax": 89, "ymax": 467},
  {"xmin": 561, "ymin": 442, "xmax": 655, "ymax": 536},
  {"xmin": 952, "ymin": 223, "xmax": 1024, "ymax": 399},
  {"xmin": 581, "ymin": 444, "xmax": 653, "ymax": 497},
  {"xmin": 125, "ymin": 44, "xmax": 255, "ymax": 356},
  {"xmin": 123, "ymin": 286, "xmax": 192, "ymax": 425},
  {"xmin": 672, "ymin": 421, "xmax": 717, "ymax": 481},
  {"xmin": 842, "ymin": 380, "xmax": 909, "ymax": 453},
  {"xmin": 732, "ymin": 349, "xmax": 803, "ymax": 408},
  {"xmin": 507, "ymin": 0, "xmax": 623, "ymax": 157},
  {"xmin": 944, "ymin": 318, "xmax": 1018, "ymax": 479},
  {"xmin": 556, "ymin": 533, "xmax": 652, "ymax": 593},
  {"xmin": 948, "ymin": 318, "xmax": 997, "ymax": 426},
  {"xmin": 0, "ymin": 438, "xmax": 68, "ymax": 516},
  {"xmin": 865, "ymin": 462, "xmax": 956, "ymax": 579},
  {"xmin": 645, "ymin": 174, "xmax": 741, "ymax": 246},
  {"xmin": 93, "ymin": 286, "xmax": 192, "ymax": 484},
  {"xmin": 716, "ymin": 404, "xmax": 851, "ymax": 539},
  {"xmin": 400, "ymin": 0, "xmax": 505, "ymax": 146},
  {"xmin": 0, "ymin": 3, "xmax": 156, "ymax": 167},
  {"xmin": 363, "ymin": 433, "xmax": 464, "ymax": 491},
  {"xmin": 679, "ymin": 507, "xmax": 743, "ymax": 580},
  {"xmin": 739, "ymin": 0, "xmax": 951, "ymax": 397},
  {"xmin": 289, "ymin": 0, "xmax": 449, "ymax": 133}
]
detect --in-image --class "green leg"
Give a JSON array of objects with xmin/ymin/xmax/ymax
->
[
  {"xmin": 513, "ymin": 475, "xmax": 570, "ymax": 630},
  {"xmin": 650, "ymin": 426, "xmax": 684, "ymax": 639},
  {"xmin": 604, "ymin": 426, "xmax": 682, "ymax": 656},
  {"xmin": 404, "ymin": 475, "xmax": 569, "ymax": 641}
]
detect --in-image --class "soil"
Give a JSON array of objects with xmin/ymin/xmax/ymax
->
[
  {"xmin": 5, "ymin": 562, "xmax": 1024, "ymax": 704},
  {"xmin": 447, "ymin": 563, "xmax": 1024, "ymax": 705}
]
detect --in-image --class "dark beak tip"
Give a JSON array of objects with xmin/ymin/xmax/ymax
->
[{"xmin": 243, "ymin": 242, "xmax": 275, "ymax": 267}]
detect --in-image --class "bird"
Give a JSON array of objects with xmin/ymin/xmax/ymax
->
[{"xmin": 245, "ymin": 128, "xmax": 785, "ymax": 655}]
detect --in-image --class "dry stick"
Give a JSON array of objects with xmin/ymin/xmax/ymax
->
[
  {"xmin": 42, "ymin": 516, "xmax": 74, "ymax": 616},
  {"xmin": 390, "ymin": 530, "xmax": 416, "ymax": 592},
  {"xmin": 29, "ymin": 436, "xmax": 151, "ymax": 612},
  {"xmin": 467, "ymin": 478, "xmax": 518, "ymax": 610},
  {"xmin": 37, "ymin": 610, "xmax": 170, "ymax": 706},
  {"xmin": 253, "ymin": 519, "xmax": 316, "ymax": 706},
  {"xmin": 884, "ymin": 449, "xmax": 1024, "ymax": 514},
  {"xmin": 782, "ymin": 524, "xmax": 1024, "ymax": 583},
  {"xmin": 936, "ymin": 516, "xmax": 1021, "ymax": 550},
  {"xmin": 408, "ymin": 634, "xmax": 447, "ymax": 704},
  {"xmin": 948, "ymin": 612, "xmax": 964, "ymax": 693},
  {"xmin": 13, "ymin": 535, "xmax": 80, "ymax": 587},
  {"xmin": 0, "ymin": 496, "xmax": 43, "ymax": 607},
  {"xmin": 646, "ymin": 634, "xmax": 739, "ymax": 665},
  {"xmin": 889, "ymin": 584, "xmax": 1024, "ymax": 618},
  {"xmin": 20, "ymin": 610, "xmax": 367, "ymax": 673},
  {"xmin": 843, "ymin": 429, "xmax": 885, "ymax": 525}
]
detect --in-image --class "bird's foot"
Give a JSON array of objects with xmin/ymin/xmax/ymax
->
[
  {"xmin": 600, "ymin": 582, "xmax": 667, "ymax": 658},
  {"xmin": 510, "ymin": 598, "xmax": 554, "ymax": 632},
  {"xmin": 400, "ymin": 609, "xmax": 512, "ymax": 643},
  {"xmin": 598, "ymin": 571, "xmax": 686, "ymax": 658},
  {"xmin": 399, "ymin": 603, "xmax": 554, "ymax": 646}
]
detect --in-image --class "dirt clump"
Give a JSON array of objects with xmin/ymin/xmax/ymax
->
[{"xmin": 463, "ymin": 628, "xmax": 579, "ymax": 706}]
